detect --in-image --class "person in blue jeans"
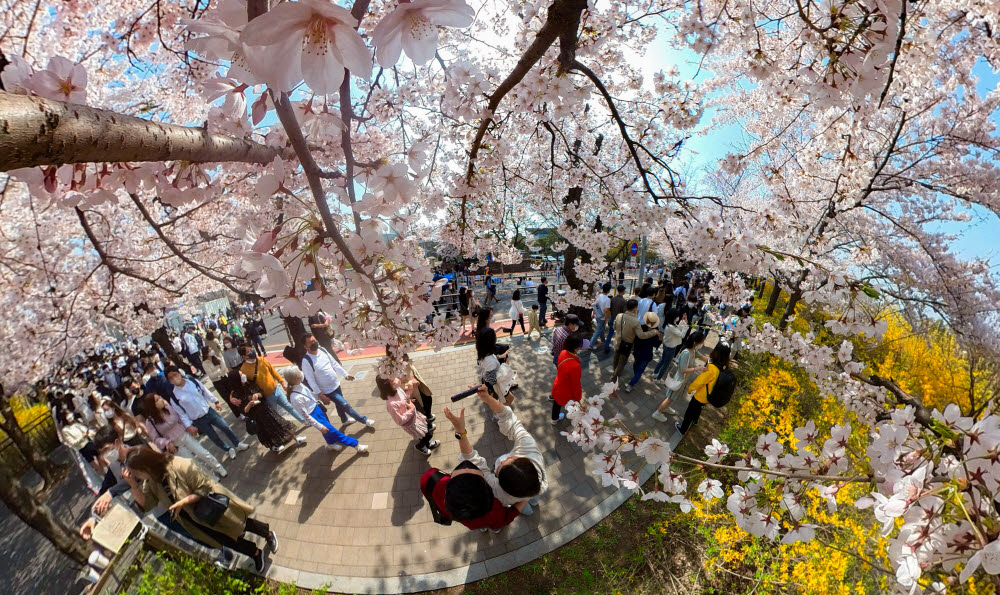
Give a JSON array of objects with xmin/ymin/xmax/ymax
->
[
  {"xmin": 300, "ymin": 333, "xmax": 375, "ymax": 428},
  {"xmin": 624, "ymin": 312, "xmax": 661, "ymax": 393},
  {"xmin": 590, "ymin": 282, "xmax": 612, "ymax": 349},
  {"xmin": 283, "ymin": 367, "xmax": 370, "ymax": 453}
]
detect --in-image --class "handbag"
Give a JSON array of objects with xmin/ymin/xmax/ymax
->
[
  {"xmin": 244, "ymin": 416, "xmax": 258, "ymax": 434},
  {"xmin": 192, "ymin": 492, "xmax": 230, "ymax": 526},
  {"xmin": 664, "ymin": 375, "xmax": 683, "ymax": 392}
]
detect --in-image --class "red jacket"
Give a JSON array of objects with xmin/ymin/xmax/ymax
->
[
  {"xmin": 420, "ymin": 468, "xmax": 520, "ymax": 531},
  {"xmin": 551, "ymin": 351, "xmax": 582, "ymax": 406}
]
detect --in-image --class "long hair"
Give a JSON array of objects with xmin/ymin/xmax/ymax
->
[
  {"xmin": 681, "ymin": 329, "xmax": 706, "ymax": 352},
  {"xmin": 227, "ymin": 369, "xmax": 253, "ymax": 403},
  {"xmin": 142, "ymin": 393, "xmax": 168, "ymax": 425},
  {"xmin": 375, "ymin": 376, "xmax": 396, "ymax": 400},
  {"xmin": 124, "ymin": 445, "xmax": 171, "ymax": 481},
  {"xmin": 476, "ymin": 328, "xmax": 497, "ymax": 362},
  {"xmin": 475, "ymin": 307, "xmax": 493, "ymax": 332}
]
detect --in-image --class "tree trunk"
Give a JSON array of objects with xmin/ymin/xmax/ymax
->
[
  {"xmin": 756, "ymin": 278, "xmax": 768, "ymax": 299},
  {"xmin": 0, "ymin": 463, "xmax": 88, "ymax": 566},
  {"xmin": 764, "ymin": 278, "xmax": 782, "ymax": 316},
  {"xmin": 561, "ymin": 187, "xmax": 594, "ymax": 329},
  {"xmin": 0, "ymin": 92, "xmax": 290, "ymax": 171},
  {"xmin": 0, "ymin": 394, "xmax": 65, "ymax": 490}
]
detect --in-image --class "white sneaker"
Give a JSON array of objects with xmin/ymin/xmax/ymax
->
[
  {"xmin": 227, "ymin": 448, "xmax": 237, "ymax": 460},
  {"xmin": 216, "ymin": 467, "xmax": 228, "ymax": 478},
  {"xmin": 624, "ymin": 384, "xmax": 633, "ymax": 393},
  {"xmin": 355, "ymin": 444, "xmax": 370, "ymax": 453},
  {"xmin": 550, "ymin": 413, "xmax": 565, "ymax": 425},
  {"xmin": 651, "ymin": 411, "xmax": 668, "ymax": 422},
  {"xmin": 326, "ymin": 443, "xmax": 344, "ymax": 451},
  {"xmin": 295, "ymin": 436, "xmax": 307, "ymax": 445},
  {"xmin": 236, "ymin": 442, "xmax": 250, "ymax": 452},
  {"xmin": 343, "ymin": 417, "xmax": 358, "ymax": 426},
  {"xmin": 364, "ymin": 419, "xmax": 376, "ymax": 428}
]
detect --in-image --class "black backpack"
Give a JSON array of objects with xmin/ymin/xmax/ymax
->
[{"xmin": 707, "ymin": 366, "xmax": 737, "ymax": 408}]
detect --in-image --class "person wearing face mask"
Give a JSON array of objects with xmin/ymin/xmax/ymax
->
[
  {"xmin": 165, "ymin": 366, "xmax": 248, "ymax": 460},
  {"xmin": 142, "ymin": 393, "xmax": 227, "ymax": 478},
  {"xmin": 237, "ymin": 346, "xmax": 306, "ymax": 424},
  {"xmin": 227, "ymin": 369, "xmax": 305, "ymax": 453},
  {"xmin": 281, "ymin": 366, "xmax": 368, "ymax": 453},
  {"xmin": 299, "ymin": 334, "xmax": 373, "ymax": 428},
  {"xmin": 100, "ymin": 398, "xmax": 148, "ymax": 447},
  {"xmin": 222, "ymin": 338, "xmax": 242, "ymax": 371}
]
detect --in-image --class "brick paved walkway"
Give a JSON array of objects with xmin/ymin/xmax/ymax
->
[{"xmin": 216, "ymin": 332, "xmax": 689, "ymax": 593}]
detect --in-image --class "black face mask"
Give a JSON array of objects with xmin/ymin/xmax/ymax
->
[
  {"xmin": 454, "ymin": 460, "xmax": 479, "ymax": 472},
  {"xmin": 308, "ymin": 342, "xmax": 319, "ymax": 352}
]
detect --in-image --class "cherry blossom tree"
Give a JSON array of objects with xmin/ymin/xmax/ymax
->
[{"xmin": 0, "ymin": 0, "xmax": 998, "ymax": 588}]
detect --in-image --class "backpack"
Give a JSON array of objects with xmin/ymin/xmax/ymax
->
[
  {"xmin": 421, "ymin": 469, "xmax": 452, "ymax": 526},
  {"xmin": 707, "ymin": 366, "xmax": 737, "ymax": 408}
]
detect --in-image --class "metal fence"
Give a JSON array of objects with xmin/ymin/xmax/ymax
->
[{"xmin": 0, "ymin": 410, "xmax": 59, "ymax": 476}]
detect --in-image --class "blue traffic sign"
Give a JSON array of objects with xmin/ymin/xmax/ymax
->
[{"xmin": 629, "ymin": 242, "xmax": 639, "ymax": 256}]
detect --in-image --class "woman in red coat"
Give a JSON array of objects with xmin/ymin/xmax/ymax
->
[{"xmin": 551, "ymin": 333, "xmax": 584, "ymax": 424}]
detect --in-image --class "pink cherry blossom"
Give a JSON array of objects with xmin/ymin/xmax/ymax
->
[
  {"xmin": 27, "ymin": 56, "xmax": 87, "ymax": 103},
  {"xmin": 373, "ymin": 0, "xmax": 475, "ymax": 67},
  {"xmin": 241, "ymin": 0, "xmax": 372, "ymax": 94}
]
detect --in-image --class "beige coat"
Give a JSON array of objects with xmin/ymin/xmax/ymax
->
[
  {"xmin": 405, "ymin": 361, "xmax": 432, "ymax": 409},
  {"xmin": 612, "ymin": 311, "xmax": 658, "ymax": 347},
  {"xmin": 141, "ymin": 457, "xmax": 254, "ymax": 548}
]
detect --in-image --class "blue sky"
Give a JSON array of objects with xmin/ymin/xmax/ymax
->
[{"xmin": 638, "ymin": 28, "xmax": 1000, "ymax": 267}]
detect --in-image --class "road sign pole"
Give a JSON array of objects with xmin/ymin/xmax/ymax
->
[{"xmin": 638, "ymin": 235, "xmax": 647, "ymax": 286}]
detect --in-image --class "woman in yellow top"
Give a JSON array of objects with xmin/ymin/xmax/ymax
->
[
  {"xmin": 676, "ymin": 342, "xmax": 731, "ymax": 435},
  {"xmin": 238, "ymin": 345, "xmax": 306, "ymax": 423}
]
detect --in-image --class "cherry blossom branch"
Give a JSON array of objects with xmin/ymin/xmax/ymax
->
[
  {"xmin": 74, "ymin": 207, "xmax": 182, "ymax": 296},
  {"xmin": 127, "ymin": 193, "xmax": 247, "ymax": 294},
  {"xmin": 877, "ymin": 1, "xmax": 907, "ymax": 108},
  {"xmin": 670, "ymin": 452, "xmax": 876, "ymax": 484},
  {"xmin": 0, "ymin": 92, "xmax": 290, "ymax": 171}
]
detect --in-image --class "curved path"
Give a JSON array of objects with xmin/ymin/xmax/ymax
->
[{"xmin": 219, "ymin": 333, "xmax": 670, "ymax": 593}]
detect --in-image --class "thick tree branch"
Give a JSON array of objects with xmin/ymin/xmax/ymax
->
[{"xmin": 0, "ymin": 92, "xmax": 290, "ymax": 171}]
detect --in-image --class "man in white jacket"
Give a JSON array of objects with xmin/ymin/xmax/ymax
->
[{"xmin": 455, "ymin": 385, "xmax": 547, "ymax": 515}]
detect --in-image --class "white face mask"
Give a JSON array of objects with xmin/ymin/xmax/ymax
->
[
  {"xmin": 103, "ymin": 409, "xmax": 115, "ymax": 420},
  {"xmin": 240, "ymin": 373, "xmax": 248, "ymax": 384}
]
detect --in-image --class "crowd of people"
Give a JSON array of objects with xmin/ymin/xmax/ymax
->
[{"xmin": 49, "ymin": 268, "xmax": 750, "ymax": 576}]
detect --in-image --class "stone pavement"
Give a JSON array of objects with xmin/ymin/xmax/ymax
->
[{"xmin": 216, "ymin": 331, "xmax": 691, "ymax": 593}]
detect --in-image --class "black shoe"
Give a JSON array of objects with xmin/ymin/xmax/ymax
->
[
  {"xmin": 266, "ymin": 530, "xmax": 278, "ymax": 553},
  {"xmin": 427, "ymin": 423, "xmax": 436, "ymax": 433},
  {"xmin": 426, "ymin": 413, "xmax": 436, "ymax": 422},
  {"xmin": 428, "ymin": 440, "xmax": 440, "ymax": 450},
  {"xmin": 252, "ymin": 548, "xmax": 265, "ymax": 572}
]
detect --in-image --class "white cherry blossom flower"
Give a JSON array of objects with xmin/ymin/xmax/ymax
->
[
  {"xmin": 241, "ymin": 0, "xmax": 372, "ymax": 94},
  {"xmin": 27, "ymin": 56, "xmax": 87, "ymax": 103},
  {"xmin": 697, "ymin": 479, "xmax": 724, "ymax": 502},
  {"xmin": 372, "ymin": 0, "xmax": 475, "ymax": 67}
]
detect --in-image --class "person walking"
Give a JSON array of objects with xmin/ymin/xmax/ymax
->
[
  {"xmin": 610, "ymin": 299, "xmax": 662, "ymax": 385},
  {"xmin": 604, "ymin": 284, "xmax": 628, "ymax": 353},
  {"xmin": 142, "ymin": 393, "xmax": 227, "ymax": 478},
  {"xmin": 238, "ymin": 346, "xmax": 306, "ymax": 423},
  {"xmin": 282, "ymin": 367, "xmax": 369, "ymax": 453},
  {"xmin": 652, "ymin": 330, "xmax": 708, "ymax": 422},
  {"xmin": 551, "ymin": 314, "xmax": 581, "ymax": 367},
  {"xmin": 527, "ymin": 304, "xmax": 542, "ymax": 338},
  {"xmin": 299, "ymin": 334, "xmax": 374, "ymax": 428},
  {"xmin": 227, "ymin": 370, "xmax": 305, "ymax": 452},
  {"xmin": 222, "ymin": 337, "xmax": 242, "ymax": 371},
  {"xmin": 623, "ymin": 312, "xmax": 661, "ymax": 393},
  {"xmin": 308, "ymin": 309, "xmax": 339, "ymax": 361},
  {"xmin": 653, "ymin": 310, "xmax": 687, "ymax": 382},
  {"xmin": 506, "ymin": 289, "xmax": 526, "ymax": 335},
  {"xmin": 458, "ymin": 288, "xmax": 471, "ymax": 334},
  {"xmin": 550, "ymin": 334, "xmax": 583, "ymax": 424},
  {"xmin": 377, "ymin": 376, "xmax": 440, "ymax": 455},
  {"xmin": 589, "ymin": 283, "xmax": 612, "ymax": 350},
  {"xmin": 536, "ymin": 277, "xmax": 549, "ymax": 327},
  {"xmin": 484, "ymin": 275, "xmax": 499, "ymax": 306},
  {"xmin": 181, "ymin": 329, "xmax": 207, "ymax": 377},
  {"xmin": 165, "ymin": 366, "xmax": 248, "ymax": 460},
  {"xmin": 246, "ymin": 318, "xmax": 267, "ymax": 357},
  {"xmin": 676, "ymin": 342, "xmax": 731, "ymax": 434},
  {"xmin": 123, "ymin": 447, "xmax": 277, "ymax": 572}
]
